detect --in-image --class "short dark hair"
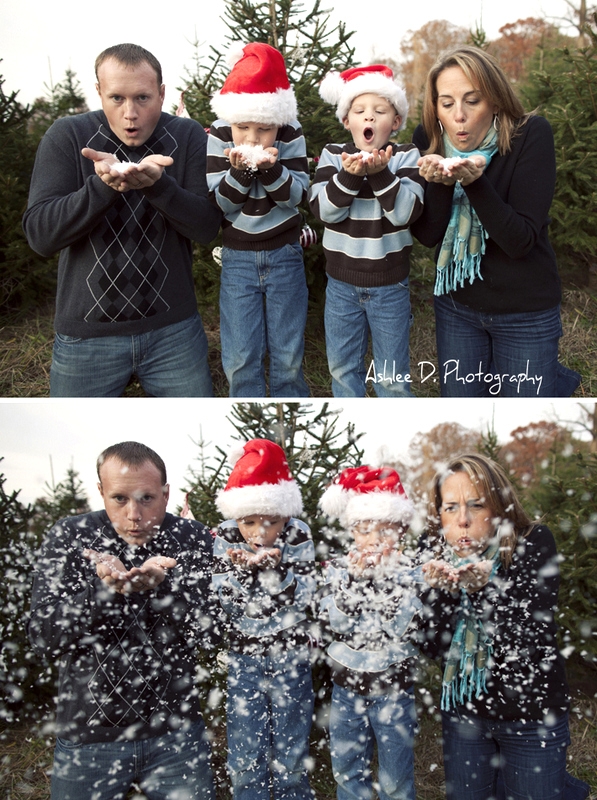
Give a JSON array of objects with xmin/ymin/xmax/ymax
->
[
  {"xmin": 97, "ymin": 442, "xmax": 167, "ymax": 485},
  {"xmin": 95, "ymin": 43, "xmax": 162, "ymax": 85}
]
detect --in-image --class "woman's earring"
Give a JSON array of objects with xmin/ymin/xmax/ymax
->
[
  {"xmin": 493, "ymin": 113, "xmax": 500, "ymax": 131},
  {"xmin": 437, "ymin": 119, "xmax": 444, "ymax": 134}
]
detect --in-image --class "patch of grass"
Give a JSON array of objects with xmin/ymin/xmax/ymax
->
[
  {"xmin": 2, "ymin": 679, "xmax": 595, "ymax": 800},
  {"xmin": 0, "ymin": 270, "xmax": 594, "ymax": 397}
]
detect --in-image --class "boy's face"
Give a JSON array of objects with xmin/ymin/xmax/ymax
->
[
  {"xmin": 231, "ymin": 122, "xmax": 278, "ymax": 149},
  {"xmin": 236, "ymin": 514, "xmax": 287, "ymax": 552},
  {"xmin": 351, "ymin": 520, "xmax": 404, "ymax": 556},
  {"xmin": 343, "ymin": 93, "xmax": 401, "ymax": 152}
]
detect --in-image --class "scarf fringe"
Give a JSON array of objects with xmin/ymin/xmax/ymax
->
[
  {"xmin": 434, "ymin": 245, "xmax": 485, "ymax": 296},
  {"xmin": 441, "ymin": 641, "xmax": 493, "ymax": 711}
]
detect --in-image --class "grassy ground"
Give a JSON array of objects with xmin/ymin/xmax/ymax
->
[
  {"xmin": 0, "ymin": 258, "xmax": 595, "ymax": 397},
  {"xmin": 1, "ymin": 677, "xmax": 595, "ymax": 800}
]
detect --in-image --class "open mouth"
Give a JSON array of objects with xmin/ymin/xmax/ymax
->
[{"xmin": 363, "ymin": 127, "xmax": 374, "ymax": 143}]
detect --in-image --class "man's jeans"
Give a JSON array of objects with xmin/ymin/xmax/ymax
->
[
  {"xmin": 442, "ymin": 709, "xmax": 588, "ymax": 800},
  {"xmin": 50, "ymin": 313, "xmax": 213, "ymax": 397},
  {"xmin": 226, "ymin": 646, "xmax": 314, "ymax": 799},
  {"xmin": 220, "ymin": 243, "xmax": 309, "ymax": 397},
  {"xmin": 434, "ymin": 295, "xmax": 580, "ymax": 397},
  {"xmin": 325, "ymin": 276, "xmax": 413, "ymax": 397},
  {"xmin": 51, "ymin": 720, "xmax": 215, "ymax": 800},
  {"xmin": 329, "ymin": 684, "xmax": 417, "ymax": 800}
]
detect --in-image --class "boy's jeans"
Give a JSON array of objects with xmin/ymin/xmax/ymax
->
[
  {"xmin": 220, "ymin": 243, "xmax": 309, "ymax": 397},
  {"xmin": 324, "ymin": 276, "xmax": 413, "ymax": 397},
  {"xmin": 226, "ymin": 646, "xmax": 314, "ymax": 800},
  {"xmin": 329, "ymin": 683, "xmax": 417, "ymax": 800},
  {"xmin": 51, "ymin": 720, "xmax": 215, "ymax": 800}
]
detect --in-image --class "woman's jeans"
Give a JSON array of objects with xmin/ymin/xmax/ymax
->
[
  {"xmin": 325, "ymin": 276, "xmax": 413, "ymax": 397},
  {"xmin": 220, "ymin": 243, "xmax": 309, "ymax": 397},
  {"xmin": 226, "ymin": 646, "xmax": 314, "ymax": 800},
  {"xmin": 329, "ymin": 684, "xmax": 416, "ymax": 800},
  {"xmin": 50, "ymin": 720, "xmax": 215, "ymax": 800},
  {"xmin": 434, "ymin": 295, "xmax": 580, "ymax": 397},
  {"xmin": 442, "ymin": 709, "xmax": 588, "ymax": 800}
]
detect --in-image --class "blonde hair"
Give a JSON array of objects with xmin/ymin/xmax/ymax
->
[
  {"xmin": 421, "ymin": 45, "xmax": 529, "ymax": 156},
  {"xmin": 427, "ymin": 453, "xmax": 535, "ymax": 568}
]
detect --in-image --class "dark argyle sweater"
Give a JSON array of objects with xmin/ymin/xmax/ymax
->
[
  {"xmin": 23, "ymin": 111, "xmax": 222, "ymax": 337},
  {"xmin": 411, "ymin": 115, "xmax": 561, "ymax": 313},
  {"xmin": 27, "ymin": 511, "xmax": 218, "ymax": 743},
  {"xmin": 206, "ymin": 119, "xmax": 309, "ymax": 251}
]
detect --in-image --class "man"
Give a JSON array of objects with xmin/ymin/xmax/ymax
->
[
  {"xmin": 28, "ymin": 441, "xmax": 218, "ymax": 799},
  {"xmin": 23, "ymin": 44, "xmax": 222, "ymax": 396}
]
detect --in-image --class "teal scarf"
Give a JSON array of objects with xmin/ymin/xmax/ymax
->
[
  {"xmin": 434, "ymin": 128, "xmax": 499, "ymax": 296},
  {"xmin": 440, "ymin": 539, "xmax": 501, "ymax": 712}
]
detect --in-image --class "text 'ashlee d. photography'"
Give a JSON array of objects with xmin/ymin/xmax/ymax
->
[{"xmin": 366, "ymin": 360, "xmax": 544, "ymax": 395}]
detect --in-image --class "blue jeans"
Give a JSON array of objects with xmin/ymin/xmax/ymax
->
[
  {"xmin": 50, "ymin": 313, "xmax": 213, "ymax": 397},
  {"xmin": 50, "ymin": 720, "xmax": 215, "ymax": 800},
  {"xmin": 220, "ymin": 243, "xmax": 309, "ymax": 397},
  {"xmin": 324, "ymin": 276, "xmax": 413, "ymax": 397},
  {"xmin": 434, "ymin": 295, "xmax": 580, "ymax": 397},
  {"xmin": 226, "ymin": 646, "xmax": 314, "ymax": 800},
  {"xmin": 442, "ymin": 709, "xmax": 584, "ymax": 800},
  {"xmin": 329, "ymin": 684, "xmax": 416, "ymax": 800}
]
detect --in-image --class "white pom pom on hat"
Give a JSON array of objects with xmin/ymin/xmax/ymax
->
[
  {"xmin": 210, "ymin": 41, "xmax": 298, "ymax": 126},
  {"xmin": 319, "ymin": 64, "xmax": 408, "ymax": 130},
  {"xmin": 216, "ymin": 438, "xmax": 303, "ymax": 520},
  {"xmin": 320, "ymin": 465, "xmax": 413, "ymax": 527}
]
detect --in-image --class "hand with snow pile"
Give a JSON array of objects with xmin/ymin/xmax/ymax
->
[
  {"xmin": 227, "ymin": 547, "xmax": 282, "ymax": 569},
  {"xmin": 81, "ymin": 148, "xmax": 173, "ymax": 192},
  {"xmin": 422, "ymin": 558, "xmax": 492, "ymax": 593},
  {"xmin": 417, "ymin": 153, "xmax": 486, "ymax": 187},
  {"xmin": 342, "ymin": 146, "xmax": 393, "ymax": 176},
  {"xmin": 225, "ymin": 145, "xmax": 278, "ymax": 172},
  {"xmin": 84, "ymin": 549, "xmax": 177, "ymax": 593}
]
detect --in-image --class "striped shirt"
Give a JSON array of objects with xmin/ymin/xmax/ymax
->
[
  {"xmin": 309, "ymin": 141, "xmax": 425, "ymax": 287},
  {"xmin": 206, "ymin": 119, "xmax": 310, "ymax": 251}
]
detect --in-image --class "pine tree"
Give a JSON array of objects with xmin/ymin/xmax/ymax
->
[
  {"xmin": 29, "ymin": 465, "xmax": 91, "ymax": 540},
  {"xmin": 0, "ymin": 69, "xmax": 55, "ymax": 311},
  {"xmin": 29, "ymin": 67, "xmax": 89, "ymax": 143},
  {"xmin": 521, "ymin": 17, "xmax": 597, "ymax": 282},
  {"xmin": 0, "ymin": 462, "xmax": 51, "ymax": 723},
  {"xmin": 184, "ymin": 402, "xmax": 365, "ymax": 556}
]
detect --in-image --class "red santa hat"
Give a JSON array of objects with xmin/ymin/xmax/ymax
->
[
  {"xmin": 210, "ymin": 42, "xmax": 297, "ymax": 126},
  {"xmin": 319, "ymin": 64, "xmax": 408, "ymax": 129},
  {"xmin": 216, "ymin": 439, "xmax": 303, "ymax": 520},
  {"xmin": 320, "ymin": 465, "xmax": 413, "ymax": 527}
]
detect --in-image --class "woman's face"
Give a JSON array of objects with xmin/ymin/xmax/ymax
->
[
  {"xmin": 435, "ymin": 65, "xmax": 498, "ymax": 152},
  {"xmin": 439, "ymin": 471, "xmax": 495, "ymax": 558}
]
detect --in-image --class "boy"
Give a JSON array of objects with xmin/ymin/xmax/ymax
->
[
  {"xmin": 309, "ymin": 66, "xmax": 425, "ymax": 397},
  {"xmin": 212, "ymin": 439, "xmax": 316, "ymax": 799},
  {"xmin": 207, "ymin": 43, "xmax": 310, "ymax": 397},
  {"xmin": 319, "ymin": 466, "xmax": 423, "ymax": 800}
]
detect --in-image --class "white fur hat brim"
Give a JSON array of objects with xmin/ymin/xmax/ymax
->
[
  {"xmin": 319, "ymin": 71, "xmax": 408, "ymax": 130},
  {"xmin": 320, "ymin": 483, "xmax": 413, "ymax": 527},
  {"xmin": 216, "ymin": 479, "xmax": 303, "ymax": 520},
  {"xmin": 210, "ymin": 87, "xmax": 297, "ymax": 126}
]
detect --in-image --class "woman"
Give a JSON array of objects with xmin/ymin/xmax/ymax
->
[
  {"xmin": 421, "ymin": 454, "xmax": 589, "ymax": 800},
  {"xmin": 411, "ymin": 46, "xmax": 580, "ymax": 397}
]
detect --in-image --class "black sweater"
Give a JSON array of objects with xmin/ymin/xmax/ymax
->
[
  {"xmin": 420, "ymin": 525, "xmax": 570, "ymax": 722},
  {"xmin": 412, "ymin": 115, "xmax": 561, "ymax": 314}
]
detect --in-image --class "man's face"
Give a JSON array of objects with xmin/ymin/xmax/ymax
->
[
  {"xmin": 96, "ymin": 57, "xmax": 165, "ymax": 147},
  {"xmin": 98, "ymin": 457, "xmax": 169, "ymax": 546}
]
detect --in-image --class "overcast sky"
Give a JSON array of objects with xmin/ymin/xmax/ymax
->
[
  {"xmin": 1, "ymin": 0, "xmax": 574, "ymax": 114},
  {"xmin": 0, "ymin": 399, "xmax": 588, "ymax": 515}
]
